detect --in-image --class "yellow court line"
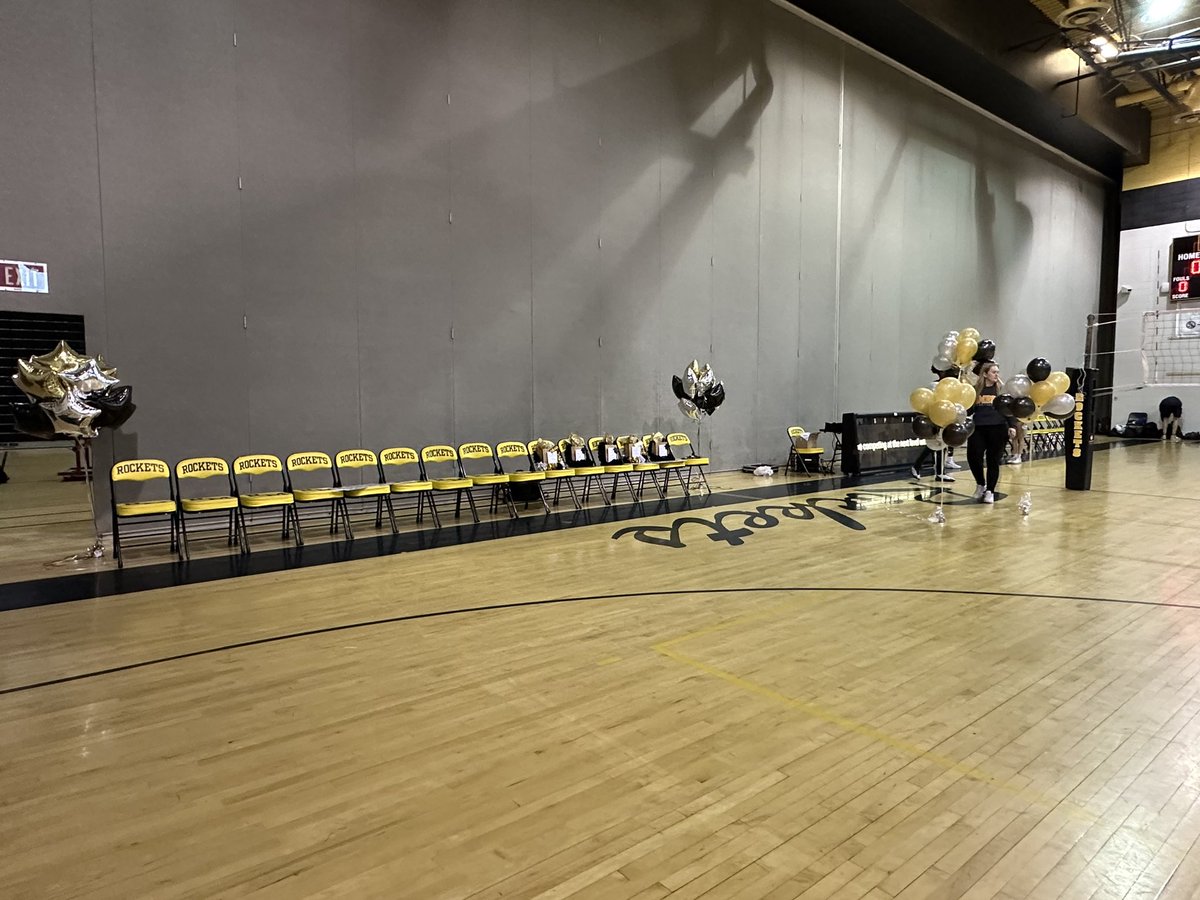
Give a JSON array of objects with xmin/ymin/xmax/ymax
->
[{"xmin": 652, "ymin": 604, "xmax": 1096, "ymax": 824}]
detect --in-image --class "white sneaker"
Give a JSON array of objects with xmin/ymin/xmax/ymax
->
[
  {"xmin": 944, "ymin": 458, "xmax": 961, "ymax": 470},
  {"xmin": 935, "ymin": 474, "xmax": 955, "ymax": 482},
  {"xmin": 1007, "ymin": 454, "xmax": 1022, "ymax": 464},
  {"xmin": 973, "ymin": 484, "xmax": 986, "ymax": 499},
  {"xmin": 981, "ymin": 491, "xmax": 995, "ymax": 504},
  {"xmin": 910, "ymin": 466, "xmax": 920, "ymax": 479},
  {"xmin": 1174, "ymin": 435, "xmax": 1183, "ymax": 443}
]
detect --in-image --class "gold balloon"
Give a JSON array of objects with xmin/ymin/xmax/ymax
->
[
  {"xmin": 1029, "ymin": 380, "xmax": 1057, "ymax": 408},
  {"xmin": 13, "ymin": 358, "xmax": 65, "ymax": 400},
  {"xmin": 959, "ymin": 327, "xmax": 981, "ymax": 341},
  {"xmin": 957, "ymin": 382, "xmax": 976, "ymax": 408},
  {"xmin": 31, "ymin": 340, "xmax": 89, "ymax": 374},
  {"xmin": 954, "ymin": 338, "xmax": 978, "ymax": 367},
  {"xmin": 910, "ymin": 387, "xmax": 935, "ymax": 413},
  {"xmin": 928, "ymin": 399, "xmax": 958, "ymax": 428},
  {"xmin": 1046, "ymin": 371, "xmax": 1070, "ymax": 395},
  {"xmin": 933, "ymin": 378, "xmax": 959, "ymax": 401}
]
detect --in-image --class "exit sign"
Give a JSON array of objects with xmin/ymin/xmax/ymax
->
[{"xmin": 0, "ymin": 260, "xmax": 48, "ymax": 293}]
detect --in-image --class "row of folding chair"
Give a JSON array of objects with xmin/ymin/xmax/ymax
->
[{"xmin": 109, "ymin": 434, "xmax": 709, "ymax": 566}]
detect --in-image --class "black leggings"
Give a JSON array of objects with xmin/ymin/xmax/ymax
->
[{"xmin": 967, "ymin": 424, "xmax": 1008, "ymax": 492}]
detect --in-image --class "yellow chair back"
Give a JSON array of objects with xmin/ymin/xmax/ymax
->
[
  {"xmin": 335, "ymin": 449, "xmax": 377, "ymax": 470},
  {"xmin": 233, "ymin": 454, "xmax": 283, "ymax": 476},
  {"xmin": 111, "ymin": 459, "xmax": 170, "ymax": 482},
  {"xmin": 496, "ymin": 441, "xmax": 528, "ymax": 459},
  {"xmin": 175, "ymin": 457, "xmax": 229, "ymax": 481}
]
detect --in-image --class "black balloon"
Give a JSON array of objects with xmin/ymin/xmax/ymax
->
[
  {"xmin": 973, "ymin": 340, "xmax": 996, "ymax": 363},
  {"xmin": 11, "ymin": 402, "xmax": 56, "ymax": 440},
  {"xmin": 1045, "ymin": 409, "xmax": 1073, "ymax": 421},
  {"xmin": 932, "ymin": 365, "xmax": 961, "ymax": 380},
  {"xmin": 992, "ymin": 393, "xmax": 1014, "ymax": 417},
  {"xmin": 703, "ymin": 382, "xmax": 726, "ymax": 413},
  {"xmin": 912, "ymin": 415, "xmax": 938, "ymax": 439},
  {"xmin": 671, "ymin": 375, "xmax": 688, "ymax": 401},
  {"xmin": 1010, "ymin": 396, "xmax": 1036, "ymax": 419},
  {"xmin": 942, "ymin": 421, "xmax": 971, "ymax": 447},
  {"xmin": 1026, "ymin": 357, "xmax": 1051, "ymax": 382},
  {"xmin": 92, "ymin": 385, "xmax": 136, "ymax": 430}
]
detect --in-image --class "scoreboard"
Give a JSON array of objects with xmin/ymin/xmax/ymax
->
[{"xmin": 1171, "ymin": 236, "xmax": 1200, "ymax": 301}]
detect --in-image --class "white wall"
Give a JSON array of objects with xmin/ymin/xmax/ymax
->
[{"xmin": 1114, "ymin": 222, "xmax": 1200, "ymax": 428}]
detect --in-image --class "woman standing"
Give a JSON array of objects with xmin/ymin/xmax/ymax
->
[{"xmin": 968, "ymin": 361, "xmax": 1016, "ymax": 504}]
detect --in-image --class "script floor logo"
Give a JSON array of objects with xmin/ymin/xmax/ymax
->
[{"xmin": 611, "ymin": 487, "xmax": 965, "ymax": 548}]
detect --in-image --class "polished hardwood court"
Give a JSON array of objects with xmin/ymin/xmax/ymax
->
[{"xmin": 3, "ymin": 443, "xmax": 1200, "ymax": 898}]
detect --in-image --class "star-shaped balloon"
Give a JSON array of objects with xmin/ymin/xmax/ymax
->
[
  {"xmin": 60, "ymin": 358, "xmax": 119, "ymax": 394},
  {"xmin": 13, "ymin": 357, "xmax": 65, "ymax": 399},
  {"xmin": 31, "ymin": 340, "xmax": 90, "ymax": 373},
  {"xmin": 39, "ymin": 393, "xmax": 100, "ymax": 437}
]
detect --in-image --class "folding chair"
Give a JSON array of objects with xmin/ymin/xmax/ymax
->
[
  {"xmin": 618, "ymin": 435, "xmax": 666, "ymax": 500},
  {"xmin": 379, "ymin": 447, "xmax": 441, "ymax": 529},
  {"xmin": 667, "ymin": 433, "xmax": 710, "ymax": 493},
  {"xmin": 643, "ymin": 433, "xmax": 691, "ymax": 496},
  {"xmin": 558, "ymin": 439, "xmax": 611, "ymax": 507},
  {"xmin": 458, "ymin": 442, "xmax": 517, "ymax": 519},
  {"xmin": 335, "ymin": 449, "xmax": 397, "ymax": 534},
  {"xmin": 174, "ymin": 457, "xmax": 247, "ymax": 559},
  {"xmin": 786, "ymin": 426, "xmax": 825, "ymax": 475},
  {"xmin": 420, "ymin": 445, "xmax": 480, "ymax": 523},
  {"xmin": 589, "ymin": 435, "xmax": 641, "ymax": 504},
  {"xmin": 232, "ymin": 454, "xmax": 302, "ymax": 548},
  {"xmin": 496, "ymin": 441, "xmax": 551, "ymax": 514},
  {"xmin": 286, "ymin": 451, "xmax": 353, "ymax": 541},
  {"xmin": 110, "ymin": 458, "xmax": 179, "ymax": 567},
  {"xmin": 527, "ymin": 440, "xmax": 581, "ymax": 510}
]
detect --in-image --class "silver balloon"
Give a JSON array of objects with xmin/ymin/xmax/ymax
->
[
  {"xmin": 1044, "ymin": 393, "xmax": 1075, "ymax": 416},
  {"xmin": 954, "ymin": 403, "xmax": 967, "ymax": 425},
  {"xmin": 678, "ymin": 397, "xmax": 700, "ymax": 420},
  {"xmin": 926, "ymin": 435, "xmax": 946, "ymax": 451},
  {"xmin": 59, "ymin": 358, "xmax": 119, "ymax": 394},
  {"xmin": 1004, "ymin": 374, "xmax": 1032, "ymax": 398},
  {"xmin": 695, "ymin": 364, "xmax": 716, "ymax": 396},
  {"xmin": 683, "ymin": 368, "xmax": 699, "ymax": 397},
  {"xmin": 40, "ymin": 392, "xmax": 100, "ymax": 437},
  {"xmin": 932, "ymin": 354, "xmax": 953, "ymax": 371}
]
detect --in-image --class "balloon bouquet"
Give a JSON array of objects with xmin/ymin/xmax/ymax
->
[
  {"xmin": 10, "ymin": 341, "xmax": 136, "ymax": 560},
  {"xmin": 670, "ymin": 360, "xmax": 725, "ymax": 467},
  {"xmin": 909, "ymin": 328, "xmax": 988, "ymax": 454},
  {"xmin": 909, "ymin": 328, "xmax": 1072, "ymax": 519},
  {"xmin": 671, "ymin": 359, "xmax": 726, "ymax": 420}
]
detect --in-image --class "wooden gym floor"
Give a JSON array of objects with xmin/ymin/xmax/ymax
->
[{"xmin": 3, "ymin": 442, "xmax": 1200, "ymax": 898}]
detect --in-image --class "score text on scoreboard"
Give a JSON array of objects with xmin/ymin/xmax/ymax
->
[{"xmin": 1171, "ymin": 236, "xmax": 1200, "ymax": 301}]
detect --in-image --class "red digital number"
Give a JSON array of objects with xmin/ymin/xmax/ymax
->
[
  {"xmin": 1178, "ymin": 278, "xmax": 1191, "ymax": 294},
  {"xmin": 1189, "ymin": 259, "xmax": 1200, "ymax": 275}
]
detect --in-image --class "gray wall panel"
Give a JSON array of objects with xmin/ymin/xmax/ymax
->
[
  {"xmin": 351, "ymin": 0, "xmax": 454, "ymax": 451},
  {"xmin": 656, "ymin": 1, "xmax": 716, "ymax": 441},
  {"xmin": 236, "ymin": 0, "xmax": 360, "ymax": 455},
  {"xmin": 91, "ymin": 0, "xmax": 243, "ymax": 474},
  {"xmin": 529, "ymin": 0, "xmax": 604, "ymax": 441},
  {"xmin": 0, "ymin": 1, "xmax": 105, "ymax": 321},
  {"xmin": 596, "ymin": 1, "xmax": 669, "ymax": 438},
  {"xmin": 447, "ymin": 0, "xmax": 535, "ymax": 446}
]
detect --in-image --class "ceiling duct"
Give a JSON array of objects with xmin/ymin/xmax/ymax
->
[
  {"xmin": 1175, "ymin": 79, "xmax": 1200, "ymax": 122},
  {"xmin": 1055, "ymin": 0, "xmax": 1113, "ymax": 29}
]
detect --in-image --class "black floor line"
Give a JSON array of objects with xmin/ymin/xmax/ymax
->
[
  {"xmin": 0, "ymin": 441, "xmax": 1140, "ymax": 613},
  {"xmin": 2, "ymin": 583, "xmax": 1193, "ymax": 698}
]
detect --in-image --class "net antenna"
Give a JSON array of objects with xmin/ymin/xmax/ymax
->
[{"xmin": 1085, "ymin": 308, "xmax": 1200, "ymax": 395}]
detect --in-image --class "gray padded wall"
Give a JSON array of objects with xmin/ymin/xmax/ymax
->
[{"xmin": 0, "ymin": 0, "xmax": 1106, "ymax": 511}]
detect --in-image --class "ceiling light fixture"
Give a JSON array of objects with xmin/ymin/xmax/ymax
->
[{"xmin": 1146, "ymin": 0, "xmax": 1187, "ymax": 25}]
